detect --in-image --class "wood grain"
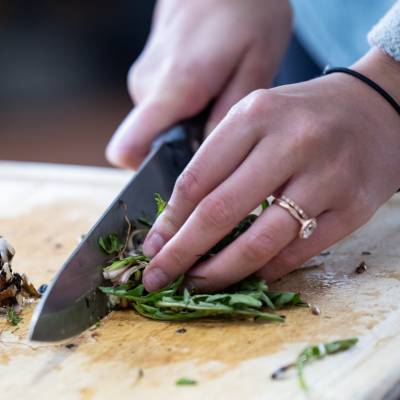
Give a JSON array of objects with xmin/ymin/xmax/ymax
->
[{"xmin": 0, "ymin": 161, "xmax": 399, "ymax": 400}]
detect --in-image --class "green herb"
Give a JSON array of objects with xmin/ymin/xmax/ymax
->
[
  {"xmin": 155, "ymin": 193, "xmax": 167, "ymax": 216},
  {"xmin": 7, "ymin": 308, "xmax": 22, "ymax": 326},
  {"xmin": 200, "ymin": 214, "xmax": 257, "ymax": 261},
  {"xmin": 176, "ymin": 377, "xmax": 198, "ymax": 386},
  {"xmin": 99, "ymin": 194, "xmax": 307, "ymax": 323},
  {"xmin": 261, "ymin": 199, "xmax": 269, "ymax": 210},
  {"xmin": 271, "ymin": 338, "xmax": 358, "ymax": 391},
  {"xmin": 98, "ymin": 233, "xmax": 123, "ymax": 255}
]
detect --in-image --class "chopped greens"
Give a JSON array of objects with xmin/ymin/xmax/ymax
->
[
  {"xmin": 98, "ymin": 233, "xmax": 123, "ymax": 255},
  {"xmin": 99, "ymin": 194, "xmax": 307, "ymax": 322},
  {"xmin": 155, "ymin": 193, "xmax": 167, "ymax": 216},
  {"xmin": 176, "ymin": 377, "xmax": 198, "ymax": 386},
  {"xmin": 7, "ymin": 307, "xmax": 22, "ymax": 326},
  {"xmin": 271, "ymin": 337, "xmax": 358, "ymax": 391}
]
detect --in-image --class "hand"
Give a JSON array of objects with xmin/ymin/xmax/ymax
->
[
  {"xmin": 106, "ymin": 0, "xmax": 292, "ymax": 169},
  {"xmin": 141, "ymin": 48, "xmax": 400, "ymax": 292}
]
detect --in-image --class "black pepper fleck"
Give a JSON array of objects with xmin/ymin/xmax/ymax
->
[{"xmin": 355, "ymin": 261, "xmax": 367, "ymax": 274}]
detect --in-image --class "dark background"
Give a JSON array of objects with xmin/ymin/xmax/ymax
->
[
  {"xmin": 1, "ymin": 0, "xmax": 155, "ymax": 166},
  {"xmin": 0, "ymin": 1, "xmax": 319, "ymax": 167}
]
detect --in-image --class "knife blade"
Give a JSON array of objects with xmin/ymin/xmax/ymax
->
[{"xmin": 29, "ymin": 118, "xmax": 204, "ymax": 342}]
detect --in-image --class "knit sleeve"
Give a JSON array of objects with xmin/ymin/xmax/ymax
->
[{"xmin": 368, "ymin": 1, "xmax": 400, "ymax": 62}]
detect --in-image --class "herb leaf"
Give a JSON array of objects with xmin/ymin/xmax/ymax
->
[
  {"xmin": 99, "ymin": 194, "xmax": 307, "ymax": 324},
  {"xmin": 7, "ymin": 308, "xmax": 22, "ymax": 326},
  {"xmin": 176, "ymin": 377, "xmax": 198, "ymax": 386},
  {"xmin": 155, "ymin": 193, "xmax": 167, "ymax": 216},
  {"xmin": 98, "ymin": 233, "xmax": 123, "ymax": 255},
  {"xmin": 271, "ymin": 337, "xmax": 358, "ymax": 391}
]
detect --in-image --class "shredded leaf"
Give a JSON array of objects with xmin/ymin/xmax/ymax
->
[
  {"xmin": 7, "ymin": 307, "xmax": 22, "ymax": 326},
  {"xmin": 271, "ymin": 337, "xmax": 358, "ymax": 391},
  {"xmin": 98, "ymin": 233, "xmax": 123, "ymax": 255},
  {"xmin": 99, "ymin": 194, "xmax": 306, "ymax": 323},
  {"xmin": 261, "ymin": 199, "xmax": 269, "ymax": 210},
  {"xmin": 155, "ymin": 193, "xmax": 167, "ymax": 216},
  {"xmin": 176, "ymin": 377, "xmax": 198, "ymax": 386}
]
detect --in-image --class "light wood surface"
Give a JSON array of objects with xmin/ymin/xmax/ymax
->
[{"xmin": 1, "ymin": 161, "xmax": 400, "ymax": 400}]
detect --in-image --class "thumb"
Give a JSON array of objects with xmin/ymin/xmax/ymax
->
[{"xmin": 106, "ymin": 94, "xmax": 202, "ymax": 169}]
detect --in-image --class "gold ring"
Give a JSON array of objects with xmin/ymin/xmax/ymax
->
[{"xmin": 273, "ymin": 195, "xmax": 317, "ymax": 239}]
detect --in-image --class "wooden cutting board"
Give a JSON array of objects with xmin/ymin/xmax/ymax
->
[{"xmin": 1, "ymin": 161, "xmax": 400, "ymax": 400}]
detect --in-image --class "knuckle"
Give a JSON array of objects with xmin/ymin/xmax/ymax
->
[
  {"xmin": 164, "ymin": 246, "xmax": 187, "ymax": 271},
  {"xmin": 174, "ymin": 168, "xmax": 201, "ymax": 204},
  {"xmin": 157, "ymin": 205, "xmax": 180, "ymax": 235},
  {"xmin": 198, "ymin": 195, "xmax": 236, "ymax": 230},
  {"xmin": 163, "ymin": 59, "xmax": 209, "ymax": 107},
  {"xmin": 238, "ymin": 89, "xmax": 270, "ymax": 118},
  {"xmin": 241, "ymin": 231, "xmax": 276, "ymax": 264}
]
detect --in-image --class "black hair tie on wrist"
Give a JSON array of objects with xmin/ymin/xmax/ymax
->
[
  {"xmin": 323, "ymin": 66, "xmax": 400, "ymax": 116},
  {"xmin": 324, "ymin": 66, "xmax": 400, "ymax": 193}
]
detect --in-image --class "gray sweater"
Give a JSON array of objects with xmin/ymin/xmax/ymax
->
[{"xmin": 368, "ymin": 0, "xmax": 400, "ymax": 62}]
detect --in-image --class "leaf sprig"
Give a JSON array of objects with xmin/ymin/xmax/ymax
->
[
  {"xmin": 271, "ymin": 338, "xmax": 359, "ymax": 391},
  {"xmin": 100, "ymin": 275, "xmax": 305, "ymax": 321},
  {"xmin": 7, "ymin": 307, "xmax": 22, "ymax": 326},
  {"xmin": 99, "ymin": 194, "xmax": 306, "ymax": 322}
]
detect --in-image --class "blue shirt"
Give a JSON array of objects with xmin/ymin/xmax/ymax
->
[{"xmin": 291, "ymin": 0, "xmax": 396, "ymax": 66}]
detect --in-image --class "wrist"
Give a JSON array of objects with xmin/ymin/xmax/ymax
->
[{"xmin": 352, "ymin": 47, "xmax": 400, "ymax": 104}]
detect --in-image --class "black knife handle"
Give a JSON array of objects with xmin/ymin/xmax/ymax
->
[{"xmin": 151, "ymin": 106, "xmax": 210, "ymax": 152}]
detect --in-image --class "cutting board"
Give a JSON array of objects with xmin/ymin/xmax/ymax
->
[{"xmin": 1, "ymin": 161, "xmax": 400, "ymax": 400}]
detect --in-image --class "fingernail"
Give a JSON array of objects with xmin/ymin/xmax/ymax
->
[
  {"xmin": 143, "ymin": 232, "xmax": 166, "ymax": 257},
  {"xmin": 143, "ymin": 267, "xmax": 169, "ymax": 292}
]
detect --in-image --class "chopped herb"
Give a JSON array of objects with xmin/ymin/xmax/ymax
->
[
  {"xmin": 99, "ymin": 195, "xmax": 306, "ymax": 323},
  {"xmin": 176, "ymin": 377, "xmax": 198, "ymax": 386},
  {"xmin": 7, "ymin": 307, "xmax": 22, "ymax": 326},
  {"xmin": 176, "ymin": 327, "xmax": 187, "ymax": 334},
  {"xmin": 155, "ymin": 193, "xmax": 167, "ymax": 216},
  {"xmin": 98, "ymin": 233, "xmax": 123, "ymax": 255},
  {"xmin": 65, "ymin": 343, "xmax": 77, "ymax": 349},
  {"xmin": 271, "ymin": 338, "xmax": 358, "ymax": 391},
  {"xmin": 261, "ymin": 199, "xmax": 269, "ymax": 210}
]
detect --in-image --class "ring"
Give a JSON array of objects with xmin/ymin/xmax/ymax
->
[{"xmin": 273, "ymin": 195, "xmax": 317, "ymax": 239}]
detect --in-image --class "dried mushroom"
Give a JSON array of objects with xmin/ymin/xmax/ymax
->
[{"xmin": 0, "ymin": 236, "xmax": 40, "ymax": 320}]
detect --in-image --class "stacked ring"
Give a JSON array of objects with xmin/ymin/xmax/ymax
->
[{"xmin": 273, "ymin": 195, "xmax": 317, "ymax": 239}]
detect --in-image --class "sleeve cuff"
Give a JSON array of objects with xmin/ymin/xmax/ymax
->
[{"xmin": 368, "ymin": 1, "xmax": 400, "ymax": 62}]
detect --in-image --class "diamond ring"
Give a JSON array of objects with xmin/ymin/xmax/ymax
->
[{"xmin": 273, "ymin": 195, "xmax": 317, "ymax": 239}]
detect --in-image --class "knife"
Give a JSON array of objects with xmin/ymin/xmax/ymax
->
[{"xmin": 29, "ymin": 115, "xmax": 206, "ymax": 342}]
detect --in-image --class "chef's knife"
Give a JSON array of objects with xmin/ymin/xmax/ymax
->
[{"xmin": 29, "ymin": 115, "xmax": 205, "ymax": 342}]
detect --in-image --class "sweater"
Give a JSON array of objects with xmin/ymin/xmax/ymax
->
[{"xmin": 368, "ymin": 0, "xmax": 400, "ymax": 62}]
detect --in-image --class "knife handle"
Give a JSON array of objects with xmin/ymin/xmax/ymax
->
[{"xmin": 151, "ymin": 107, "xmax": 210, "ymax": 152}]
